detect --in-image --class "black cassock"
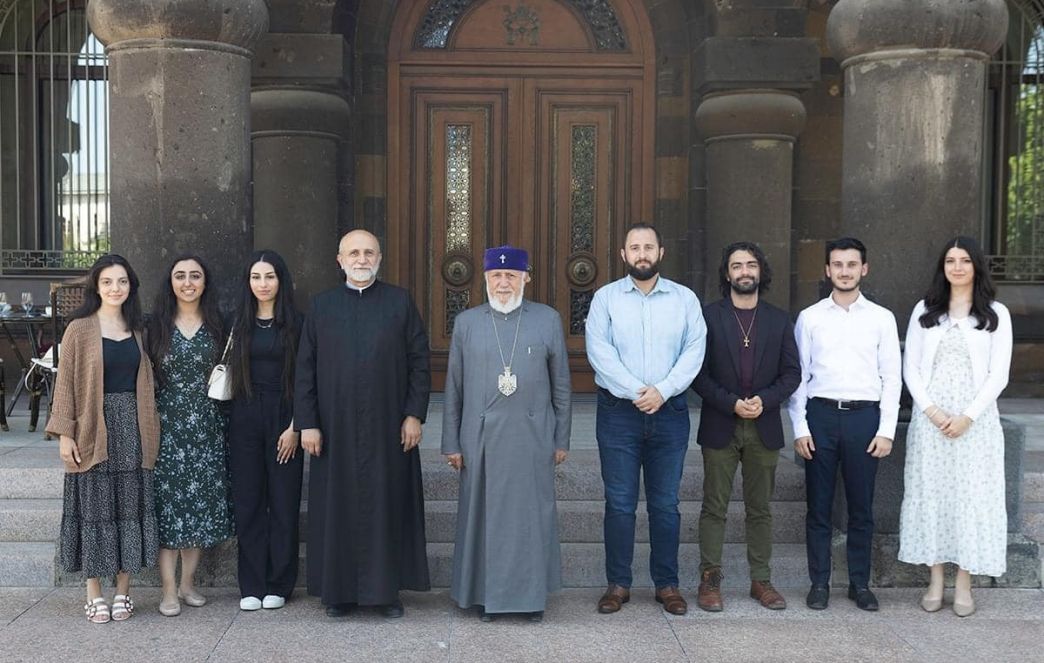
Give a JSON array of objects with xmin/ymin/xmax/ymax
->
[{"xmin": 295, "ymin": 281, "xmax": 431, "ymax": 606}]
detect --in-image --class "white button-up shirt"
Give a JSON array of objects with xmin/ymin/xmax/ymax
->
[
  {"xmin": 585, "ymin": 275, "xmax": 707, "ymax": 401},
  {"xmin": 788, "ymin": 293, "xmax": 902, "ymax": 440},
  {"xmin": 903, "ymin": 299, "xmax": 1012, "ymax": 421}
]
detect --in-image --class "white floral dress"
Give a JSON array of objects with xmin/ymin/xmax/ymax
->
[{"xmin": 899, "ymin": 324, "xmax": 1007, "ymax": 576}]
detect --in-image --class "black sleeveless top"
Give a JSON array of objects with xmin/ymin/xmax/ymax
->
[{"xmin": 103, "ymin": 336, "xmax": 139, "ymax": 393}]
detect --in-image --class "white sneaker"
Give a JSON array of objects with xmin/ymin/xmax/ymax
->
[
  {"xmin": 239, "ymin": 596, "xmax": 262, "ymax": 611},
  {"xmin": 262, "ymin": 595, "xmax": 285, "ymax": 609}
]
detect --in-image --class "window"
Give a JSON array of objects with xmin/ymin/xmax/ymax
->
[
  {"xmin": 987, "ymin": 1, "xmax": 1044, "ymax": 282},
  {"xmin": 0, "ymin": 0, "xmax": 108, "ymax": 273}
]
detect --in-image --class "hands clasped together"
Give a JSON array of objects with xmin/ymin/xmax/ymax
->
[{"xmin": 925, "ymin": 406, "xmax": 972, "ymax": 439}]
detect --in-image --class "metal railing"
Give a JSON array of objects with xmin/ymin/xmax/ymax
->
[
  {"xmin": 0, "ymin": 1, "xmax": 109, "ymax": 267},
  {"xmin": 0, "ymin": 247, "xmax": 103, "ymax": 272}
]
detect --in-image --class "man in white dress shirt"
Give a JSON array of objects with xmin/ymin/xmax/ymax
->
[{"xmin": 788, "ymin": 237, "xmax": 901, "ymax": 612}]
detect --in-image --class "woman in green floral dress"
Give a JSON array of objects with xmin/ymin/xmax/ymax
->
[{"xmin": 147, "ymin": 255, "xmax": 234, "ymax": 617}]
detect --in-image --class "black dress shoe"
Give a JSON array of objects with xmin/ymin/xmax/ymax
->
[
  {"xmin": 381, "ymin": 600, "xmax": 405, "ymax": 618},
  {"xmin": 325, "ymin": 603, "xmax": 353, "ymax": 618},
  {"xmin": 478, "ymin": 607, "xmax": 494, "ymax": 622},
  {"xmin": 848, "ymin": 585, "xmax": 879, "ymax": 611},
  {"xmin": 527, "ymin": 611, "xmax": 544, "ymax": 623},
  {"xmin": 806, "ymin": 584, "xmax": 830, "ymax": 610}
]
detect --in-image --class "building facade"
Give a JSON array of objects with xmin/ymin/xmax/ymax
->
[{"xmin": 1, "ymin": 0, "xmax": 1042, "ymax": 392}]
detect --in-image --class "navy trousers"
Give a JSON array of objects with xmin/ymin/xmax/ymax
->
[
  {"xmin": 803, "ymin": 398, "xmax": 880, "ymax": 587},
  {"xmin": 228, "ymin": 390, "xmax": 304, "ymax": 599}
]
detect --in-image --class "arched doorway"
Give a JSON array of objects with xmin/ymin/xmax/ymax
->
[{"xmin": 387, "ymin": 0, "xmax": 656, "ymax": 389}]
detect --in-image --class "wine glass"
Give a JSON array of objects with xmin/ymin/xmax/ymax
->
[
  {"xmin": 0, "ymin": 291, "xmax": 9, "ymax": 315},
  {"xmin": 21, "ymin": 291, "xmax": 33, "ymax": 316}
]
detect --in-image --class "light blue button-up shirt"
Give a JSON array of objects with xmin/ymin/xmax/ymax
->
[{"xmin": 585, "ymin": 275, "xmax": 707, "ymax": 401}]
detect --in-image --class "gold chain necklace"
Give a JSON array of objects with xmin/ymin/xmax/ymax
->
[{"xmin": 732, "ymin": 307, "xmax": 757, "ymax": 348}]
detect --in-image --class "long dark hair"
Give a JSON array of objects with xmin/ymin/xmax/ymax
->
[
  {"xmin": 918, "ymin": 236, "xmax": 998, "ymax": 331},
  {"xmin": 718, "ymin": 241, "xmax": 773, "ymax": 298},
  {"xmin": 146, "ymin": 254, "xmax": 226, "ymax": 383},
  {"xmin": 71, "ymin": 254, "xmax": 144, "ymax": 330},
  {"xmin": 229, "ymin": 250, "xmax": 300, "ymax": 401}
]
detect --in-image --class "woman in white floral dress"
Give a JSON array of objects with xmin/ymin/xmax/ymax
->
[{"xmin": 899, "ymin": 236, "xmax": 1012, "ymax": 617}]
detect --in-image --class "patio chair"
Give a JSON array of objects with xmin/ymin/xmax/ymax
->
[{"xmin": 34, "ymin": 281, "xmax": 86, "ymax": 437}]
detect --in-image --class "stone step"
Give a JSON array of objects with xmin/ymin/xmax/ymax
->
[
  {"xmin": 50, "ymin": 542, "xmax": 813, "ymax": 589},
  {"xmin": 1020, "ymin": 502, "xmax": 1044, "ymax": 544},
  {"xmin": 1023, "ymin": 471, "xmax": 1044, "ymax": 504},
  {"xmin": 0, "ymin": 448, "xmax": 811, "ymax": 502},
  {"xmin": 0, "ymin": 497, "xmax": 807, "ymax": 547},
  {"xmin": 0, "ymin": 499, "xmax": 62, "ymax": 542},
  {"xmin": 0, "ymin": 542, "xmax": 55, "ymax": 586},
  {"xmin": 44, "ymin": 534, "xmax": 1042, "ymax": 590},
  {"xmin": 304, "ymin": 450, "xmax": 811, "ymax": 503},
  {"xmin": 395, "ymin": 500, "xmax": 807, "ymax": 544}
]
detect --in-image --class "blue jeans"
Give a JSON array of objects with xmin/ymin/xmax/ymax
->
[{"xmin": 596, "ymin": 388, "xmax": 690, "ymax": 588}]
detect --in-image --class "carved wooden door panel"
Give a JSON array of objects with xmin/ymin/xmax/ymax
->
[{"xmin": 388, "ymin": 0, "xmax": 655, "ymax": 390}]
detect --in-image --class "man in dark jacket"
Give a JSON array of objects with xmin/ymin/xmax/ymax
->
[{"xmin": 691, "ymin": 241, "xmax": 801, "ymax": 612}]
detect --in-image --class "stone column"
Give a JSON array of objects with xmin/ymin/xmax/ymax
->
[
  {"xmin": 87, "ymin": 0, "xmax": 269, "ymax": 303},
  {"xmin": 827, "ymin": 0, "xmax": 1008, "ymax": 321},
  {"xmin": 251, "ymin": 88, "xmax": 350, "ymax": 307},
  {"xmin": 695, "ymin": 90, "xmax": 806, "ymax": 308}
]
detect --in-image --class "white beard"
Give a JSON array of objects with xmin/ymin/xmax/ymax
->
[
  {"xmin": 346, "ymin": 266, "xmax": 378, "ymax": 285},
  {"xmin": 487, "ymin": 285, "xmax": 524, "ymax": 314}
]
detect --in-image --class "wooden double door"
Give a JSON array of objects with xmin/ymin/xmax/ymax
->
[{"xmin": 387, "ymin": 0, "xmax": 655, "ymax": 389}]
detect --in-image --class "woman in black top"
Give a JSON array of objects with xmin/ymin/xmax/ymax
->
[{"xmin": 227, "ymin": 250, "xmax": 303, "ymax": 610}]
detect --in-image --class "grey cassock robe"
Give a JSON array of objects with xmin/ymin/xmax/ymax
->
[
  {"xmin": 295, "ymin": 281, "xmax": 431, "ymax": 606},
  {"xmin": 442, "ymin": 300, "xmax": 572, "ymax": 613}
]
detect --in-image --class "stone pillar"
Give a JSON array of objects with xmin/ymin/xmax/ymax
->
[
  {"xmin": 695, "ymin": 90, "xmax": 806, "ymax": 308},
  {"xmin": 251, "ymin": 88, "xmax": 350, "ymax": 307},
  {"xmin": 87, "ymin": 0, "xmax": 269, "ymax": 303},
  {"xmin": 827, "ymin": 0, "xmax": 1008, "ymax": 322}
]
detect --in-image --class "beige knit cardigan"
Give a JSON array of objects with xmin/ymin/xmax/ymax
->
[{"xmin": 45, "ymin": 315, "xmax": 161, "ymax": 473}]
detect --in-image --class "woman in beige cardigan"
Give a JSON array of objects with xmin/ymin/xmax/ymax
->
[{"xmin": 46, "ymin": 254, "xmax": 161, "ymax": 623}]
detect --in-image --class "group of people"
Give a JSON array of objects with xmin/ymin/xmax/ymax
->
[
  {"xmin": 49, "ymin": 250, "xmax": 304, "ymax": 622},
  {"xmin": 47, "ymin": 222, "xmax": 1012, "ymax": 625}
]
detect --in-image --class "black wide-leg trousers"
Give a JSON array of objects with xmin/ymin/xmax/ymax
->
[{"xmin": 229, "ymin": 390, "xmax": 303, "ymax": 599}]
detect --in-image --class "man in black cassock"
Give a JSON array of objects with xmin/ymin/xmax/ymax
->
[{"xmin": 295, "ymin": 229, "xmax": 431, "ymax": 619}]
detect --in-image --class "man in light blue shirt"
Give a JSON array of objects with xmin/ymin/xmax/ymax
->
[{"xmin": 585, "ymin": 223, "xmax": 707, "ymax": 616}]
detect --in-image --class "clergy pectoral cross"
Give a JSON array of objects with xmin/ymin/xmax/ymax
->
[
  {"xmin": 498, "ymin": 366, "xmax": 517, "ymax": 396},
  {"xmin": 743, "ymin": 337, "xmax": 750, "ymax": 348}
]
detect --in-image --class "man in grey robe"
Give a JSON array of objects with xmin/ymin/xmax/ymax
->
[{"xmin": 442, "ymin": 246, "xmax": 571, "ymax": 622}]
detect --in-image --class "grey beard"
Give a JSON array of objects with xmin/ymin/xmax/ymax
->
[
  {"xmin": 487, "ymin": 287, "xmax": 524, "ymax": 314},
  {"xmin": 346, "ymin": 266, "xmax": 378, "ymax": 285}
]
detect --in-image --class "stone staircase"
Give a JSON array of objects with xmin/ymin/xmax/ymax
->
[{"xmin": 2, "ymin": 405, "xmax": 1042, "ymax": 589}]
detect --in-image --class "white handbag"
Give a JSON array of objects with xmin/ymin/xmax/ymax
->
[{"xmin": 207, "ymin": 329, "xmax": 234, "ymax": 401}]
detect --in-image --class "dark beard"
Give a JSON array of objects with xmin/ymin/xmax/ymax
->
[
  {"xmin": 730, "ymin": 279, "xmax": 759, "ymax": 295},
  {"xmin": 627, "ymin": 262, "xmax": 659, "ymax": 281}
]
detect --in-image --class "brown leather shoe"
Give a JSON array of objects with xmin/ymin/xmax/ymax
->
[
  {"xmin": 655, "ymin": 586, "xmax": 688, "ymax": 615},
  {"xmin": 697, "ymin": 568, "xmax": 724, "ymax": 612},
  {"xmin": 597, "ymin": 584, "xmax": 630, "ymax": 614},
  {"xmin": 750, "ymin": 580, "xmax": 787, "ymax": 610}
]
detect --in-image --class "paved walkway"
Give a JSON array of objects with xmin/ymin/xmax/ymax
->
[{"xmin": 1, "ymin": 587, "xmax": 1042, "ymax": 662}]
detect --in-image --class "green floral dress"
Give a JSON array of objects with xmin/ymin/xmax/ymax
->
[{"xmin": 154, "ymin": 327, "xmax": 234, "ymax": 549}]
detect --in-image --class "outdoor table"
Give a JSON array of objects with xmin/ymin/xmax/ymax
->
[{"xmin": 0, "ymin": 310, "xmax": 54, "ymax": 429}]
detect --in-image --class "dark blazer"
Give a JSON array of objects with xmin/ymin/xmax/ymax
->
[{"xmin": 691, "ymin": 298, "xmax": 801, "ymax": 450}]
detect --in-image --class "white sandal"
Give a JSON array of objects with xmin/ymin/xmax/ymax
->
[
  {"xmin": 111, "ymin": 594, "xmax": 134, "ymax": 621},
  {"xmin": 84, "ymin": 597, "xmax": 110, "ymax": 624}
]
